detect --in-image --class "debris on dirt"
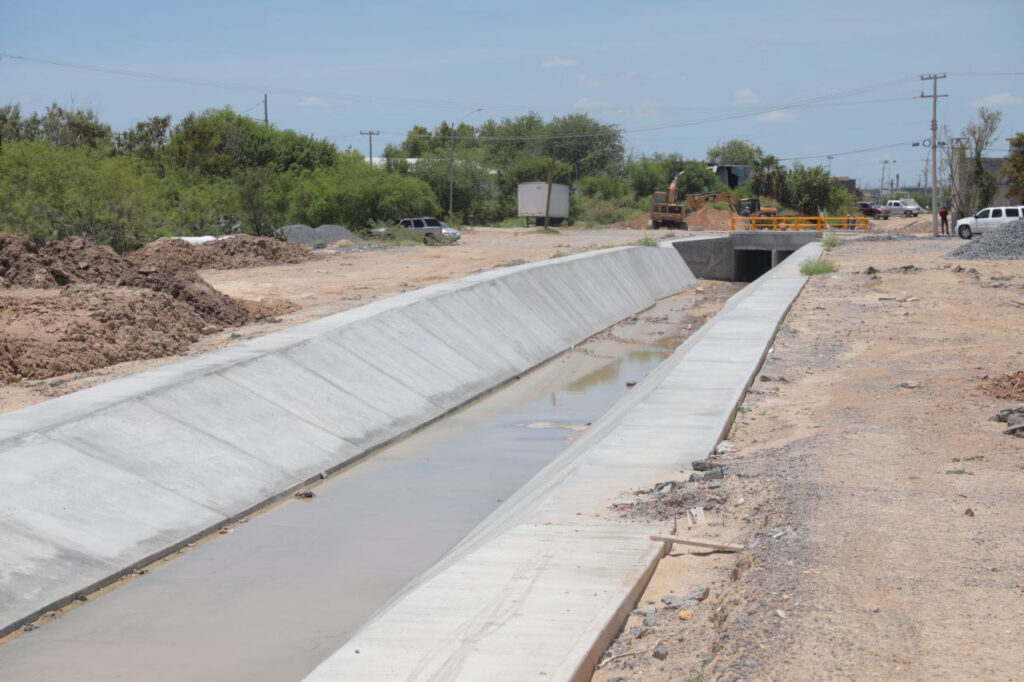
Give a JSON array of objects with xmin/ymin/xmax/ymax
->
[
  {"xmin": 888, "ymin": 264, "xmax": 920, "ymax": 273},
  {"xmin": 759, "ymin": 374, "xmax": 789, "ymax": 383},
  {"xmin": 863, "ymin": 266, "xmax": 879, "ymax": 275},
  {"xmin": 132, "ymin": 234, "xmax": 317, "ymax": 271},
  {"xmin": 294, "ymin": 490, "xmax": 316, "ymax": 500},
  {"xmin": 965, "ymin": 508, "xmax": 976, "ymax": 517},
  {"xmin": 982, "ymin": 372, "xmax": 1024, "ymax": 401},
  {"xmin": 949, "ymin": 220, "xmax": 1024, "ymax": 260},
  {"xmin": 898, "ymin": 380, "xmax": 921, "ymax": 389},
  {"xmin": 652, "ymin": 643, "xmax": 669, "ymax": 660}
]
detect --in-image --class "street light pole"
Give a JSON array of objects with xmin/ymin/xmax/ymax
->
[{"xmin": 449, "ymin": 108, "xmax": 483, "ymax": 219}]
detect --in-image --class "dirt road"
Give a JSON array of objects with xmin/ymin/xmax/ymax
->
[{"xmin": 595, "ymin": 235, "xmax": 1024, "ymax": 680}]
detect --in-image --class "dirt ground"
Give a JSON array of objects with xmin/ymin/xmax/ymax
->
[
  {"xmin": 0, "ymin": 226, "xmax": 650, "ymax": 413},
  {"xmin": 593, "ymin": 235, "xmax": 1024, "ymax": 681}
]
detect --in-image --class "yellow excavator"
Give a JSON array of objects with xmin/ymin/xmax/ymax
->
[{"xmin": 650, "ymin": 174, "xmax": 777, "ymax": 229}]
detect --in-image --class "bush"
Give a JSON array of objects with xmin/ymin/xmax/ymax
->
[
  {"xmin": 821, "ymin": 233, "xmax": 840, "ymax": 251},
  {"xmin": 800, "ymin": 257, "xmax": 837, "ymax": 275}
]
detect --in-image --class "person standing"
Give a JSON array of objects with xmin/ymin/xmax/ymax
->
[{"xmin": 939, "ymin": 205, "xmax": 949, "ymax": 235}]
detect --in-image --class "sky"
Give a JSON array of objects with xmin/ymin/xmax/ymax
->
[{"xmin": 2, "ymin": 0, "xmax": 1023, "ymax": 190}]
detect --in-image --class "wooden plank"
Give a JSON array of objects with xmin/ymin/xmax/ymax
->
[{"xmin": 649, "ymin": 534, "xmax": 745, "ymax": 553}]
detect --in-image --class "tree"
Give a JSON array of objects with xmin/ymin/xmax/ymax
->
[
  {"xmin": 706, "ymin": 139, "xmax": 763, "ymax": 166},
  {"xmin": 944, "ymin": 108, "xmax": 1002, "ymax": 217},
  {"xmin": 1004, "ymin": 132, "xmax": 1024, "ymax": 204},
  {"xmin": 786, "ymin": 163, "xmax": 844, "ymax": 215},
  {"xmin": 751, "ymin": 154, "xmax": 787, "ymax": 202},
  {"xmin": 115, "ymin": 115, "xmax": 171, "ymax": 162}
]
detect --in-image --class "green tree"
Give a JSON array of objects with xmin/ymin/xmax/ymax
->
[
  {"xmin": 751, "ymin": 154, "xmax": 788, "ymax": 202},
  {"xmin": 706, "ymin": 139, "xmax": 763, "ymax": 165},
  {"xmin": 1004, "ymin": 132, "xmax": 1024, "ymax": 204},
  {"xmin": 945, "ymin": 108, "xmax": 1002, "ymax": 217},
  {"xmin": 786, "ymin": 163, "xmax": 844, "ymax": 214}
]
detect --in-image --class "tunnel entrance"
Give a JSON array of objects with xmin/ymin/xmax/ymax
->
[{"xmin": 733, "ymin": 249, "xmax": 773, "ymax": 282}]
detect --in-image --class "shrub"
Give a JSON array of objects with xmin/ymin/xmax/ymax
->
[{"xmin": 800, "ymin": 258, "xmax": 837, "ymax": 276}]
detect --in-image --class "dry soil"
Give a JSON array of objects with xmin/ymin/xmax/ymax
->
[{"xmin": 593, "ymin": 235, "xmax": 1024, "ymax": 681}]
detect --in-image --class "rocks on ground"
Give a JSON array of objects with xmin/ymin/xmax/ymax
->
[
  {"xmin": 949, "ymin": 220, "xmax": 1024, "ymax": 260},
  {"xmin": 131, "ymin": 234, "xmax": 318, "ymax": 271}
]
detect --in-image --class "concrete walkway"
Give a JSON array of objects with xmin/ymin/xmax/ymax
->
[
  {"xmin": 0, "ymin": 246, "xmax": 694, "ymax": 637},
  {"xmin": 305, "ymin": 242, "xmax": 822, "ymax": 681}
]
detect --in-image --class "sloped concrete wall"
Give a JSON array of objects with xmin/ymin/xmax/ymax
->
[{"xmin": 0, "ymin": 246, "xmax": 695, "ymax": 636}]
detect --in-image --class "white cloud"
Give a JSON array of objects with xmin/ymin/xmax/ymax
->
[
  {"xmin": 969, "ymin": 92, "xmax": 1024, "ymax": 108},
  {"xmin": 297, "ymin": 96, "xmax": 325, "ymax": 107},
  {"xmin": 573, "ymin": 97, "xmax": 612, "ymax": 110},
  {"xmin": 756, "ymin": 109, "xmax": 795, "ymax": 124},
  {"xmin": 543, "ymin": 57, "xmax": 579, "ymax": 68},
  {"xmin": 733, "ymin": 88, "xmax": 760, "ymax": 106},
  {"xmin": 577, "ymin": 74, "xmax": 601, "ymax": 87}
]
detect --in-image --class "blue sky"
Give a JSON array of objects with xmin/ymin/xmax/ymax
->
[{"xmin": 2, "ymin": 0, "xmax": 1023, "ymax": 189}]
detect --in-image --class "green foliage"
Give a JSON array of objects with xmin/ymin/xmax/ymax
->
[
  {"xmin": 799, "ymin": 257, "xmax": 837, "ymax": 276},
  {"xmin": 1005, "ymin": 132, "xmax": 1024, "ymax": 204},
  {"xmin": 633, "ymin": 236, "xmax": 659, "ymax": 247},
  {"xmin": 707, "ymin": 139, "xmax": 764, "ymax": 165},
  {"xmin": 787, "ymin": 163, "xmax": 845, "ymax": 215},
  {"xmin": 821, "ymin": 233, "xmax": 840, "ymax": 251},
  {"xmin": 751, "ymin": 154, "xmax": 787, "ymax": 201}
]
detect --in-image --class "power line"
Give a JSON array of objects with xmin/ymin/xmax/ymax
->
[{"xmin": 776, "ymin": 140, "xmax": 918, "ymax": 162}]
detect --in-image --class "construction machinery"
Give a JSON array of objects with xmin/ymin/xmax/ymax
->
[{"xmin": 649, "ymin": 174, "xmax": 777, "ymax": 228}]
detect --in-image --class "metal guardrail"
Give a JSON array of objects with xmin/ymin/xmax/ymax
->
[{"xmin": 729, "ymin": 216, "xmax": 868, "ymax": 231}]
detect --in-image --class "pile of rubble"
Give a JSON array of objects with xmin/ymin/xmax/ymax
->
[{"xmin": 949, "ymin": 220, "xmax": 1024, "ymax": 260}]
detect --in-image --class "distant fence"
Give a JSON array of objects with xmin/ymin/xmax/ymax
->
[{"xmin": 730, "ymin": 216, "xmax": 868, "ymax": 231}]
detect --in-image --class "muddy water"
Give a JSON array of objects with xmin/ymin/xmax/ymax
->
[{"xmin": 0, "ymin": 296, "xmax": 704, "ymax": 682}]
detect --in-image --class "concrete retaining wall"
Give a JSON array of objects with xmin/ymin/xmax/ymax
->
[{"xmin": 0, "ymin": 246, "xmax": 696, "ymax": 636}]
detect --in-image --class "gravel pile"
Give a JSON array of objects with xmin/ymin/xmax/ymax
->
[
  {"xmin": 282, "ymin": 224, "xmax": 364, "ymax": 246},
  {"xmin": 949, "ymin": 220, "xmax": 1024, "ymax": 260}
]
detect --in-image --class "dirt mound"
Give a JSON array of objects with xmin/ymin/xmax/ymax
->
[
  {"xmin": 0, "ymin": 233, "xmax": 58, "ymax": 288},
  {"xmin": 0, "ymin": 233, "xmax": 251, "ymax": 327},
  {"xmin": 685, "ymin": 206, "xmax": 733, "ymax": 231},
  {"xmin": 982, "ymin": 371, "xmax": 1024, "ymax": 401},
  {"xmin": 132, "ymin": 234, "xmax": 317, "ymax": 271},
  {"xmin": 0, "ymin": 285, "xmax": 208, "ymax": 385}
]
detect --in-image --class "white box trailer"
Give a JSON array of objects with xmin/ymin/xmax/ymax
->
[{"xmin": 518, "ymin": 182, "xmax": 570, "ymax": 225}]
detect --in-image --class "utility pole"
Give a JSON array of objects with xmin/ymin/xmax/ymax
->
[
  {"xmin": 919, "ymin": 73, "xmax": 947, "ymax": 236},
  {"xmin": 827, "ymin": 155, "xmax": 834, "ymax": 173},
  {"xmin": 360, "ymin": 130, "xmax": 380, "ymax": 167},
  {"xmin": 263, "ymin": 94, "xmax": 269, "ymax": 126}
]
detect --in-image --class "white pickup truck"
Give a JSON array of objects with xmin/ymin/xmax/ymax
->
[
  {"xmin": 955, "ymin": 206, "xmax": 1024, "ymax": 239},
  {"xmin": 885, "ymin": 199, "xmax": 923, "ymax": 217}
]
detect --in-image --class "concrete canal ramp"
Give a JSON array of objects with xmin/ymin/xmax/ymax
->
[
  {"xmin": 305, "ymin": 241, "xmax": 822, "ymax": 681},
  {"xmin": 0, "ymin": 246, "xmax": 695, "ymax": 637}
]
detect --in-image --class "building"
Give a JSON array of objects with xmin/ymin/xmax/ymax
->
[{"xmin": 707, "ymin": 164, "xmax": 751, "ymax": 189}]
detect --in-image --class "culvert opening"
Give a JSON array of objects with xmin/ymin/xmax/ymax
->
[{"xmin": 733, "ymin": 249, "xmax": 773, "ymax": 282}]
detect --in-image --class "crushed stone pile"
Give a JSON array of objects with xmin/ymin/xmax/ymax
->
[
  {"xmin": 948, "ymin": 220, "xmax": 1024, "ymax": 260},
  {"xmin": 993, "ymin": 404, "xmax": 1024, "ymax": 438},
  {"xmin": 282, "ymin": 224, "xmax": 364, "ymax": 246},
  {"xmin": 132, "ymin": 234, "xmax": 318, "ymax": 271}
]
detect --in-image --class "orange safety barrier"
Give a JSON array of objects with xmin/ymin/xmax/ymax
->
[{"xmin": 729, "ymin": 216, "xmax": 867, "ymax": 231}]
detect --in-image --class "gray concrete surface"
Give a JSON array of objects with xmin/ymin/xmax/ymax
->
[
  {"xmin": 0, "ymin": 246, "xmax": 695, "ymax": 637},
  {"xmin": 304, "ymin": 242, "xmax": 822, "ymax": 682},
  {"xmin": 669, "ymin": 232, "xmax": 822, "ymax": 280}
]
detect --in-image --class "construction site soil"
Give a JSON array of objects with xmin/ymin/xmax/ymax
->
[
  {"xmin": 0, "ymin": 233, "xmax": 315, "ymax": 387},
  {"xmin": 593, "ymin": 235, "xmax": 1024, "ymax": 681}
]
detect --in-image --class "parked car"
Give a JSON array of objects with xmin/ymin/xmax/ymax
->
[
  {"xmin": 857, "ymin": 201, "xmax": 890, "ymax": 219},
  {"xmin": 390, "ymin": 217, "xmax": 461, "ymax": 244},
  {"xmin": 885, "ymin": 199, "xmax": 922, "ymax": 217},
  {"xmin": 955, "ymin": 205, "xmax": 1024, "ymax": 239}
]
